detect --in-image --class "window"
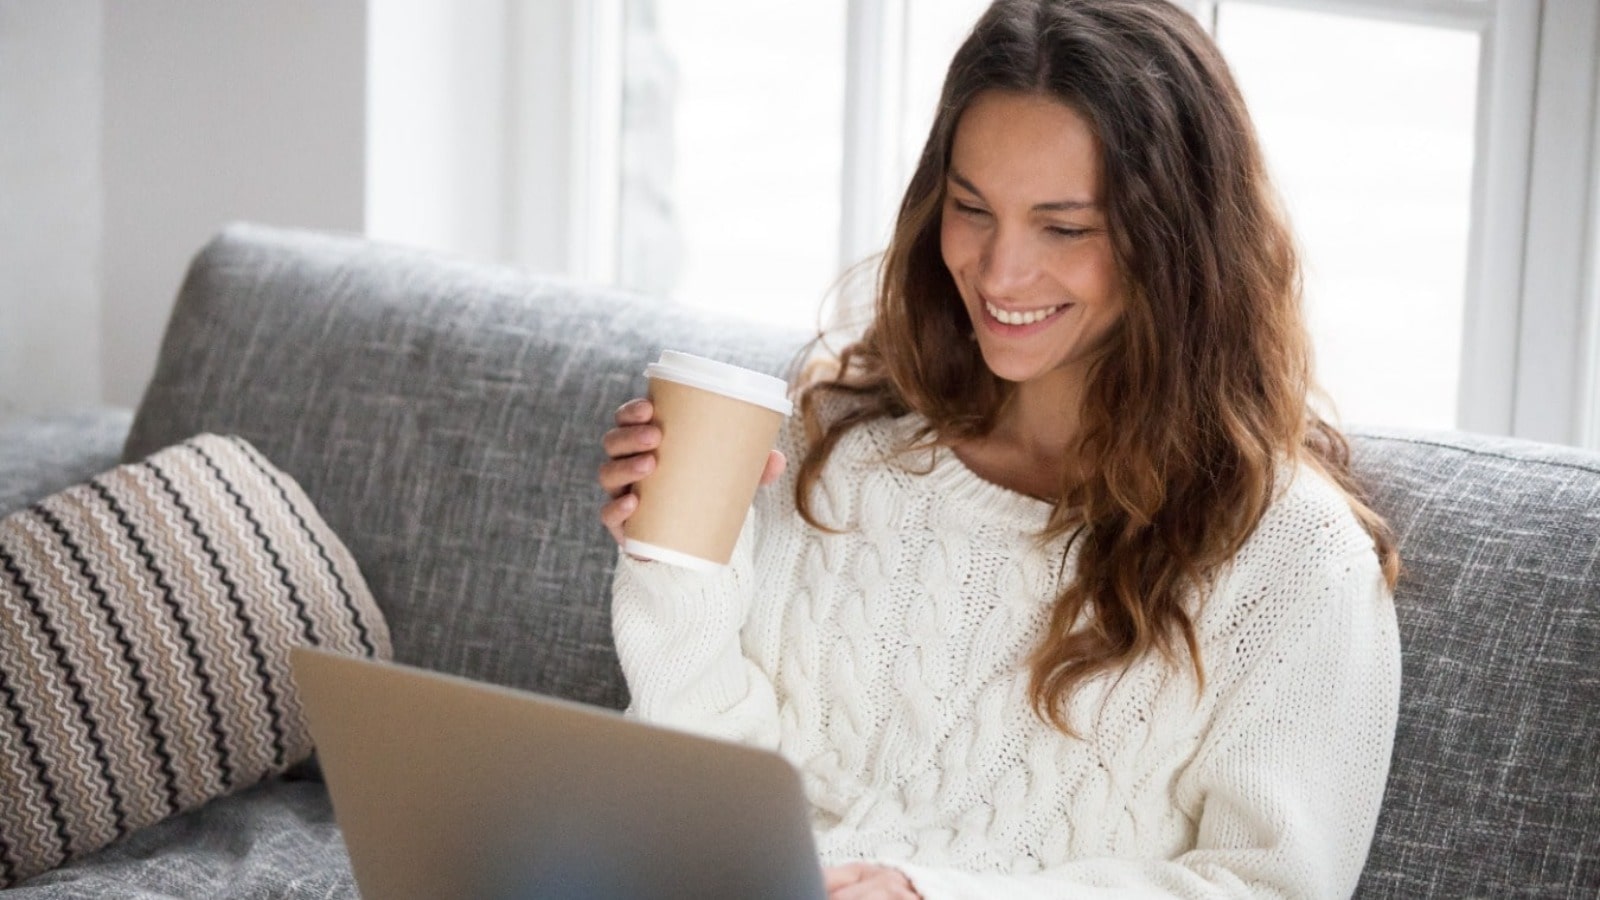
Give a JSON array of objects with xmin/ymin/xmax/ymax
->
[
  {"xmin": 617, "ymin": 0, "xmax": 848, "ymax": 332},
  {"xmin": 1113, "ymin": 0, "xmax": 1598, "ymax": 443},
  {"xmin": 1214, "ymin": 3, "xmax": 1480, "ymax": 430},
  {"xmin": 614, "ymin": 0, "xmax": 992, "ymax": 333},
  {"xmin": 376, "ymin": 1, "xmax": 1599, "ymax": 446}
]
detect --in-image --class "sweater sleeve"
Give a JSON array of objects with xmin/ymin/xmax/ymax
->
[
  {"xmin": 610, "ymin": 509, "xmax": 783, "ymax": 748},
  {"xmin": 895, "ymin": 549, "xmax": 1401, "ymax": 900}
]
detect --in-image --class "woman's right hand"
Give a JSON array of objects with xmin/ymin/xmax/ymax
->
[
  {"xmin": 598, "ymin": 398, "xmax": 787, "ymax": 548},
  {"xmin": 598, "ymin": 399, "xmax": 663, "ymax": 547}
]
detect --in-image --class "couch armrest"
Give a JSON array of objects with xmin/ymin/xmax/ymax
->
[{"xmin": 0, "ymin": 408, "xmax": 134, "ymax": 518}]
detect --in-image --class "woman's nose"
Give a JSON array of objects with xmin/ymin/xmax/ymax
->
[{"xmin": 979, "ymin": 228, "xmax": 1040, "ymax": 297}]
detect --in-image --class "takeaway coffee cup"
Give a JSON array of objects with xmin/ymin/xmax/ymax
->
[{"xmin": 622, "ymin": 350, "xmax": 794, "ymax": 570}]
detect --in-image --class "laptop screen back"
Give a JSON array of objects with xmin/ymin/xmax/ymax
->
[{"xmin": 290, "ymin": 647, "xmax": 826, "ymax": 900}]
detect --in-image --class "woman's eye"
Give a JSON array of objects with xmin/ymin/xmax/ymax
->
[
  {"xmin": 952, "ymin": 200, "xmax": 988, "ymax": 217},
  {"xmin": 1047, "ymin": 226, "xmax": 1089, "ymax": 238}
]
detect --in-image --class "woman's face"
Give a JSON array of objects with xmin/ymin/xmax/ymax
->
[{"xmin": 940, "ymin": 90, "xmax": 1125, "ymax": 394}]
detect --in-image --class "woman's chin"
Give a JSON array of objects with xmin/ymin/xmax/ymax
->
[
  {"xmin": 973, "ymin": 341, "xmax": 1091, "ymax": 393},
  {"xmin": 974, "ymin": 349, "xmax": 1049, "ymax": 385}
]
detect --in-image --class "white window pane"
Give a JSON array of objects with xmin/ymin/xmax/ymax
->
[
  {"xmin": 1217, "ymin": 3, "xmax": 1479, "ymax": 430},
  {"xmin": 620, "ymin": 0, "xmax": 847, "ymax": 331}
]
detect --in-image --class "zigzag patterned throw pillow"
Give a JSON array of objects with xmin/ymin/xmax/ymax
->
[{"xmin": 0, "ymin": 434, "xmax": 392, "ymax": 887}]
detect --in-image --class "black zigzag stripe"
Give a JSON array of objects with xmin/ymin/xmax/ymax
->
[
  {"xmin": 226, "ymin": 437, "xmax": 377, "ymax": 655},
  {"xmin": 35, "ymin": 501, "xmax": 182, "ymax": 820},
  {"xmin": 0, "ymin": 642, "xmax": 68, "ymax": 879},
  {"xmin": 189, "ymin": 443, "xmax": 317, "ymax": 644},
  {"xmin": 88, "ymin": 479, "xmax": 234, "ymax": 790},
  {"xmin": 26, "ymin": 508, "xmax": 133, "ymax": 835},
  {"xmin": 0, "ymin": 815, "xmax": 11, "ymax": 886},
  {"xmin": 0, "ymin": 542, "xmax": 86, "ymax": 856},
  {"xmin": 146, "ymin": 457, "xmax": 289, "ymax": 769},
  {"xmin": 0, "ymin": 809, "xmax": 13, "ymax": 886}
]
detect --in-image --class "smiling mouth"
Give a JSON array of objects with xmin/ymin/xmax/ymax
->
[{"xmin": 985, "ymin": 300, "xmax": 1067, "ymax": 326}]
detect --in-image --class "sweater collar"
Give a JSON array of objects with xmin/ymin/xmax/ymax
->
[{"xmin": 886, "ymin": 415, "xmax": 1059, "ymax": 532}]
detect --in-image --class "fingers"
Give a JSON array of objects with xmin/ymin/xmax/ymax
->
[
  {"xmin": 614, "ymin": 398, "xmax": 653, "ymax": 426},
  {"xmin": 832, "ymin": 876, "xmax": 922, "ymax": 899},
  {"xmin": 598, "ymin": 492, "xmax": 639, "ymax": 546},
  {"xmin": 760, "ymin": 449, "xmax": 788, "ymax": 486},
  {"xmin": 824, "ymin": 863, "xmax": 921, "ymax": 900},
  {"xmin": 597, "ymin": 449, "xmax": 656, "ymax": 496},
  {"xmin": 598, "ymin": 402, "xmax": 660, "ymax": 501},
  {"xmin": 824, "ymin": 864, "xmax": 869, "ymax": 892},
  {"xmin": 598, "ymin": 400, "xmax": 658, "ymax": 548},
  {"xmin": 597, "ymin": 455, "xmax": 650, "ymax": 549},
  {"xmin": 601, "ymin": 422, "xmax": 661, "ymax": 464}
]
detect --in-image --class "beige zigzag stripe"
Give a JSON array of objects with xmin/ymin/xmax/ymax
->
[
  {"xmin": 160, "ymin": 444, "xmax": 309, "ymax": 764},
  {"xmin": 225, "ymin": 436, "xmax": 389, "ymax": 656},
  {"xmin": 192, "ymin": 440, "xmax": 339, "ymax": 736},
  {"xmin": 100, "ymin": 465, "xmax": 241, "ymax": 805},
  {"xmin": 70, "ymin": 481, "xmax": 226, "ymax": 810},
  {"xmin": 11, "ymin": 507, "xmax": 166, "ymax": 839},
  {"xmin": 2, "ymin": 516, "xmax": 124, "ymax": 853},
  {"xmin": 0, "ymin": 577, "xmax": 74, "ymax": 874},
  {"xmin": 221, "ymin": 449, "xmax": 345, "ymax": 651},
  {"xmin": 118, "ymin": 461, "xmax": 278, "ymax": 785},
  {"xmin": 116, "ymin": 458, "xmax": 268, "ymax": 781},
  {"xmin": 39, "ymin": 486, "xmax": 203, "ymax": 820}
]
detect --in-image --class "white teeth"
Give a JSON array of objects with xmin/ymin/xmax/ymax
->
[{"xmin": 986, "ymin": 301, "xmax": 1062, "ymax": 326}]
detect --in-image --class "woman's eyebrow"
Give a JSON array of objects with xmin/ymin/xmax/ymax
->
[{"xmin": 946, "ymin": 167, "xmax": 1098, "ymax": 212}]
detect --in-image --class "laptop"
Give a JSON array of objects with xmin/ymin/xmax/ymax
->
[{"xmin": 289, "ymin": 647, "xmax": 826, "ymax": 900}]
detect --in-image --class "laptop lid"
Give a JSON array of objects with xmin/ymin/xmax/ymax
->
[{"xmin": 290, "ymin": 647, "xmax": 826, "ymax": 900}]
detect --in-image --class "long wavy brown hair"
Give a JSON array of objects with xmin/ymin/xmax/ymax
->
[{"xmin": 793, "ymin": 0, "xmax": 1399, "ymax": 732}]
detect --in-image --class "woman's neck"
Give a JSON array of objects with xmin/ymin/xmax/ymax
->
[
  {"xmin": 998, "ymin": 393, "xmax": 1077, "ymax": 459},
  {"xmin": 953, "ymin": 375, "xmax": 1085, "ymax": 502}
]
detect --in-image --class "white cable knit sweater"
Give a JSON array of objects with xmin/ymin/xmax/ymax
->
[{"xmin": 612, "ymin": 413, "xmax": 1400, "ymax": 899}]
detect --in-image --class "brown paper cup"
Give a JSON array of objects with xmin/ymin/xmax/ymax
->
[{"xmin": 622, "ymin": 351, "xmax": 792, "ymax": 570}]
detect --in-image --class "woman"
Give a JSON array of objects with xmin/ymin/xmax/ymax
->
[{"xmin": 598, "ymin": 1, "xmax": 1401, "ymax": 897}]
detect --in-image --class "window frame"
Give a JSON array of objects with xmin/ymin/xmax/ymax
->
[
  {"xmin": 505, "ymin": 0, "xmax": 623, "ymax": 284},
  {"xmin": 840, "ymin": 0, "xmax": 910, "ymax": 273},
  {"xmin": 1180, "ymin": 0, "xmax": 1600, "ymax": 446}
]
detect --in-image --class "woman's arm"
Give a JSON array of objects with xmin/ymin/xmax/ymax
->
[
  {"xmin": 601, "ymin": 397, "xmax": 792, "ymax": 749},
  {"xmin": 895, "ymin": 550, "xmax": 1401, "ymax": 900},
  {"xmin": 611, "ymin": 516, "xmax": 783, "ymax": 748}
]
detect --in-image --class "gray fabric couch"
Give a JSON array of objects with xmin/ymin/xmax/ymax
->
[{"xmin": 3, "ymin": 224, "xmax": 1595, "ymax": 898}]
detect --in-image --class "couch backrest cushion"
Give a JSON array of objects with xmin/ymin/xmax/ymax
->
[
  {"xmin": 125, "ymin": 225, "xmax": 805, "ymax": 710},
  {"xmin": 1349, "ymin": 429, "xmax": 1599, "ymax": 897},
  {"xmin": 0, "ymin": 411, "xmax": 133, "ymax": 519}
]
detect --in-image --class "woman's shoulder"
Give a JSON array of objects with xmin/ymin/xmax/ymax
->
[
  {"xmin": 1195, "ymin": 462, "xmax": 1397, "ymax": 680},
  {"xmin": 1247, "ymin": 460, "xmax": 1383, "ymax": 568},
  {"xmin": 1203, "ymin": 462, "xmax": 1390, "ymax": 627}
]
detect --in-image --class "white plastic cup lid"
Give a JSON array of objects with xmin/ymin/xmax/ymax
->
[{"xmin": 643, "ymin": 350, "xmax": 793, "ymax": 416}]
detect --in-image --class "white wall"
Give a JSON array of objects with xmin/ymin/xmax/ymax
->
[
  {"xmin": 1, "ymin": 1, "xmax": 582, "ymax": 422},
  {"xmin": 0, "ymin": 1, "xmax": 103, "ymax": 421},
  {"xmin": 367, "ymin": 0, "xmax": 509, "ymax": 263},
  {"xmin": 100, "ymin": 1, "xmax": 368, "ymax": 407}
]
